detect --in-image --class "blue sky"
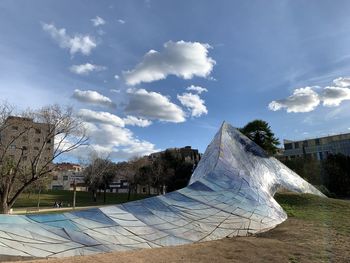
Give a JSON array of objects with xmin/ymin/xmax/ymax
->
[{"xmin": 1, "ymin": 0, "xmax": 350, "ymax": 160}]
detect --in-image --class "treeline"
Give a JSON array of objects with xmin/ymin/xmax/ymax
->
[
  {"xmin": 83, "ymin": 149, "xmax": 196, "ymax": 202},
  {"xmin": 283, "ymin": 154, "xmax": 350, "ymax": 197}
]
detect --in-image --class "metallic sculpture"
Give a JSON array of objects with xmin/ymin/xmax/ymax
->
[{"xmin": 0, "ymin": 122, "xmax": 324, "ymax": 258}]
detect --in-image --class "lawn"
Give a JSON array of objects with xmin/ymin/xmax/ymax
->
[
  {"xmin": 275, "ymin": 192, "xmax": 350, "ymax": 236},
  {"xmin": 13, "ymin": 190, "xmax": 151, "ymax": 208}
]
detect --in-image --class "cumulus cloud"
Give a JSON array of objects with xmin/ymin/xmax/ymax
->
[
  {"xmin": 177, "ymin": 92, "xmax": 208, "ymax": 117},
  {"xmin": 91, "ymin": 16, "xmax": 106, "ymax": 26},
  {"xmin": 269, "ymin": 77, "xmax": 350, "ymax": 113},
  {"xmin": 78, "ymin": 109, "xmax": 152, "ymax": 128},
  {"xmin": 83, "ymin": 122, "xmax": 158, "ymax": 159},
  {"xmin": 42, "ymin": 23, "xmax": 97, "ymax": 55},
  {"xmin": 72, "ymin": 89, "xmax": 116, "ymax": 108},
  {"xmin": 268, "ymin": 87, "xmax": 320, "ymax": 113},
  {"xmin": 69, "ymin": 63, "xmax": 106, "ymax": 75},
  {"xmin": 78, "ymin": 109, "xmax": 124, "ymax": 127},
  {"xmin": 186, "ymin": 85, "xmax": 208, "ymax": 94},
  {"xmin": 123, "ymin": 40, "xmax": 216, "ymax": 85},
  {"xmin": 123, "ymin": 115, "xmax": 152, "ymax": 127},
  {"xmin": 322, "ymin": 86, "xmax": 350, "ymax": 107},
  {"xmin": 125, "ymin": 88, "xmax": 186, "ymax": 123},
  {"xmin": 333, "ymin": 77, "xmax": 350, "ymax": 88},
  {"xmin": 74, "ymin": 109, "xmax": 156, "ymax": 159}
]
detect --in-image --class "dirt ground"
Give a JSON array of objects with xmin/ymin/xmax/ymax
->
[{"xmin": 4, "ymin": 217, "xmax": 350, "ymax": 263}]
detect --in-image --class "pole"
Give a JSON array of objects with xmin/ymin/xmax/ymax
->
[{"xmin": 73, "ymin": 179, "xmax": 76, "ymax": 209}]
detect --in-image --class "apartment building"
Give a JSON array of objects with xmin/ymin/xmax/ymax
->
[
  {"xmin": 0, "ymin": 116, "xmax": 54, "ymax": 171},
  {"xmin": 51, "ymin": 163, "xmax": 87, "ymax": 191},
  {"xmin": 283, "ymin": 132, "xmax": 350, "ymax": 160}
]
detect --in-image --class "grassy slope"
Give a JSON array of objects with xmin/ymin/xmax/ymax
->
[{"xmin": 275, "ymin": 193, "xmax": 350, "ymax": 236}]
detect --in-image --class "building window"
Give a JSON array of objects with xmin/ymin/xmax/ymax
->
[
  {"xmin": 284, "ymin": 143, "xmax": 292, "ymax": 150},
  {"xmin": 294, "ymin": 142, "xmax": 299, "ymax": 149},
  {"xmin": 315, "ymin": 138, "xmax": 320, "ymax": 145}
]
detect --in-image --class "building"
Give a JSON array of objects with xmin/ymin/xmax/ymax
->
[
  {"xmin": 149, "ymin": 146, "xmax": 201, "ymax": 164},
  {"xmin": 51, "ymin": 163, "xmax": 87, "ymax": 191},
  {"xmin": 0, "ymin": 116, "xmax": 54, "ymax": 171},
  {"xmin": 283, "ymin": 132, "xmax": 350, "ymax": 160}
]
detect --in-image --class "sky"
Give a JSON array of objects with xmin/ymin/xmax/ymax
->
[{"xmin": 1, "ymin": 0, "xmax": 350, "ymax": 161}]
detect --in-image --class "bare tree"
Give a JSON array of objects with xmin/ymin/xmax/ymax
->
[
  {"xmin": 83, "ymin": 154, "xmax": 115, "ymax": 203},
  {"xmin": 0, "ymin": 103, "xmax": 87, "ymax": 213}
]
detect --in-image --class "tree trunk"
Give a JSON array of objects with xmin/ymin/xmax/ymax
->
[
  {"xmin": 103, "ymin": 187, "xmax": 106, "ymax": 204},
  {"xmin": 92, "ymin": 190, "xmax": 97, "ymax": 202},
  {"xmin": 127, "ymin": 186, "xmax": 131, "ymax": 201},
  {"xmin": 37, "ymin": 188, "xmax": 42, "ymax": 209},
  {"xmin": 0, "ymin": 197, "xmax": 9, "ymax": 214}
]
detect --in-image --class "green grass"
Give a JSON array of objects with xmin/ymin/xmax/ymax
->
[
  {"xmin": 13, "ymin": 190, "xmax": 151, "ymax": 208},
  {"xmin": 275, "ymin": 193, "xmax": 350, "ymax": 235}
]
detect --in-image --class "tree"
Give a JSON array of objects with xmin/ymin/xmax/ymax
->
[
  {"xmin": 0, "ymin": 103, "xmax": 87, "ymax": 213},
  {"xmin": 282, "ymin": 157, "xmax": 322, "ymax": 185},
  {"xmin": 83, "ymin": 156, "xmax": 115, "ymax": 203},
  {"xmin": 322, "ymin": 154, "xmax": 350, "ymax": 197},
  {"xmin": 240, "ymin": 120, "xmax": 280, "ymax": 155}
]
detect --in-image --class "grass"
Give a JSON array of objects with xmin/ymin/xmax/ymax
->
[
  {"xmin": 13, "ymin": 190, "xmax": 151, "ymax": 208},
  {"xmin": 275, "ymin": 192, "xmax": 350, "ymax": 236}
]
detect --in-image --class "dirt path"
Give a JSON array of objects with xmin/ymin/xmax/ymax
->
[{"xmin": 4, "ymin": 217, "xmax": 349, "ymax": 263}]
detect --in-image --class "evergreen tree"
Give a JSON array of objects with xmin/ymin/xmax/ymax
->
[{"xmin": 240, "ymin": 120, "xmax": 280, "ymax": 155}]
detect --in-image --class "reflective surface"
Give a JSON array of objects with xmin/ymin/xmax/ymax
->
[{"xmin": 0, "ymin": 122, "xmax": 324, "ymax": 258}]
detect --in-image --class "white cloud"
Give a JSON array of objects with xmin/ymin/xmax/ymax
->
[
  {"xmin": 83, "ymin": 122, "xmax": 158, "ymax": 159},
  {"xmin": 78, "ymin": 109, "xmax": 152, "ymax": 128},
  {"xmin": 42, "ymin": 23, "xmax": 97, "ymax": 55},
  {"xmin": 123, "ymin": 40, "xmax": 216, "ymax": 85},
  {"xmin": 333, "ymin": 77, "xmax": 350, "ymax": 88},
  {"xmin": 269, "ymin": 77, "xmax": 350, "ymax": 113},
  {"xmin": 322, "ymin": 86, "xmax": 350, "ymax": 107},
  {"xmin": 114, "ymin": 74, "xmax": 120, "ymax": 79},
  {"xmin": 72, "ymin": 89, "xmax": 116, "ymax": 108},
  {"xmin": 186, "ymin": 85, "xmax": 208, "ymax": 94},
  {"xmin": 123, "ymin": 115, "xmax": 152, "ymax": 127},
  {"xmin": 177, "ymin": 92, "xmax": 208, "ymax": 117},
  {"xmin": 125, "ymin": 88, "xmax": 186, "ymax": 123},
  {"xmin": 268, "ymin": 87, "xmax": 320, "ymax": 113},
  {"xmin": 73, "ymin": 109, "xmax": 156, "ymax": 159},
  {"xmin": 69, "ymin": 63, "xmax": 106, "ymax": 75},
  {"xmin": 91, "ymin": 16, "xmax": 106, "ymax": 27},
  {"xmin": 110, "ymin": 89, "xmax": 120, "ymax": 93},
  {"xmin": 118, "ymin": 19, "xmax": 126, "ymax": 24},
  {"xmin": 78, "ymin": 109, "xmax": 124, "ymax": 127}
]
